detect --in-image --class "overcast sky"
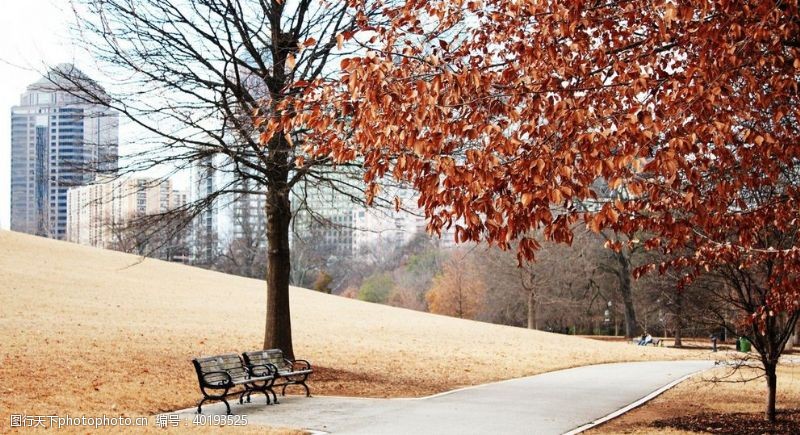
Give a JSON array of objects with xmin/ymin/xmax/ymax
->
[
  {"xmin": 0, "ymin": 0, "xmax": 192, "ymax": 231},
  {"xmin": 0, "ymin": 0, "xmax": 80, "ymax": 229}
]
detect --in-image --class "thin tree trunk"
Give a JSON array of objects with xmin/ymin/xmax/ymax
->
[
  {"xmin": 527, "ymin": 290, "xmax": 537, "ymax": 330},
  {"xmin": 456, "ymin": 270, "xmax": 464, "ymax": 318},
  {"xmin": 263, "ymin": 184, "xmax": 294, "ymax": 359},
  {"xmin": 674, "ymin": 291, "xmax": 684, "ymax": 348},
  {"xmin": 765, "ymin": 360, "xmax": 777, "ymax": 422},
  {"xmin": 617, "ymin": 252, "xmax": 639, "ymax": 338}
]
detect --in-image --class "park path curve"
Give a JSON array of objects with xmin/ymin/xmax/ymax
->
[{"xmin": 173, "ymin": 360, "xmax": 714, "ymax": 435}]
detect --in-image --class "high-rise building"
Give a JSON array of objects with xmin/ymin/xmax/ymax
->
[
  {"xmin": 290, "ymin": 177, "xmax": 432, "ymax": 259},
  {"xmin": 187, "ymin": 152, "xmax": 270, "ymax": 263},
  {"xmin": 10, "ymin": 64, "xmax": 118, "ymax": 239},
  {"xmin": 231, "ymin": 177, "xmax": 267, "ymax": 247},
  {"xmin": 187, "ymin": 154, "xmax": 434, "ymax": 263},
  {"xmin": 66, "ymin": 177, "xmax": 187, "ymax": 253},
  {"xmin": 188, "ymin": 155, "xmax": 222, "ymax": 264},
  {"xmin": 352, "ymin": 207, "xmax": 428, "ymax": 258},
  {"xmin": 291, "ymin": 176, "xmax": 359, "ymax": 258}
]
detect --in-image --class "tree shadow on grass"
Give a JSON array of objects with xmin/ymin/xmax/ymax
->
[{"xmin": 651, "ymin": 409, "xmax": 800, "ymax": 434}]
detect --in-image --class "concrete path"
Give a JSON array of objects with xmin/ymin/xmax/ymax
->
[{"xmin": 172, "ymin": 360, "xmax": 713, "ymax": 435}]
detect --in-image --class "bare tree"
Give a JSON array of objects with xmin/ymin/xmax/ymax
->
[
  {"xmin": 216, "ymin": 198, "xmax": 267, "ymax": 278},
  {"xmin": 59, "ymin": 0, "xmax": 393, "ymax": 357},
  {"xmin": 106, "ymin": 210, "xmax": 192, "ymax": 262},
  {"xmin": 560, "ymin": 226, "xmax": 660, "ymax": 338},
  {"xmin": 478, "ymin": 231, "xmax": 612, "ymax": 333},
  {"xmin": 697, "ymin": 265, "xmax": 800, "ymax": 420},
  {"xmin": 288, "ymin": 234, "xmax": 324, "ymax": 288}
]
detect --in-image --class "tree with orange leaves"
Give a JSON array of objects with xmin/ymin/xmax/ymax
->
[
  {"xmin": 287, "ymin": 0, "xmax": 800, "ymax": 422},
  {"xmin": 426, "ymin": 249, "xmax": 486, "ymax": 319}
]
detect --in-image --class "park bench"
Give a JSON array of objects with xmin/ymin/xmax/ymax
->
[
  {"xmin": 629, "ymin": 337, "xmax": 663, "ymax": 346},
  {"xmin": 192, "ymin": 353, "xmax": 276, "ymax": 415},
  {"xmin": 242, "ymin": 349, "xmax": 313, "ymax": 403}
]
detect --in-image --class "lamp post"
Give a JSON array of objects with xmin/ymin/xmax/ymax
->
[{"xmin": 604, "ymin": 301, "xmax": 614, "ymax": 336}]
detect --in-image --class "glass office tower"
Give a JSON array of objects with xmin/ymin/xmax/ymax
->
[{"xmin": 10, "ymin": 64, "xmax": 118, "ymax": 239}]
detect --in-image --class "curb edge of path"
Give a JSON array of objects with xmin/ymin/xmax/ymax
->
[{"xmin": 562, "ymin": 366, "xmax": 712, "ymax": 435}]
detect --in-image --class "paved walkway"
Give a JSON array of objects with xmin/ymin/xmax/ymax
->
[{"xmin": 173, "ymin": 360, "xmax": 713, "ymax": 435}]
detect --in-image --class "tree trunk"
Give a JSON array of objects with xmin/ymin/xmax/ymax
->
[
  {"xmin": 674, "ymin": 291, "xmax": 684, "ymax": 348},
  {"xmin": 527, "ymin": 290, "xmax": 537, "ymax": 330},
  {"xmin": 617, "ymin": 252, "xmax": 639, "ymax": 338},
  {"xmin": 765, "ymin": 360, "xmax": 777, "ymax": 422},
  {"xmin": 456, "ymin": 270, "xmax": 464, "ymax": 318},
  {"xmin": 263, "ymin": 20, "xmax": 296, "ymax": 358},
  {"xmin": 263, "ymin": 184, "xmax": 294, "ymax": 359}
]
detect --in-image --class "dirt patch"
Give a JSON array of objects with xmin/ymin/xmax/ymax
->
[
  {"xmin": 589, "ymin": 364, "xmax": 800, "ymax": 434},
  {"xmin": 652, "ymin": 409, "xmax": 800, "ymax": 434},
  {"xmin": 310, "ymin": 366, "xmax": 452, "ymax": 398}
]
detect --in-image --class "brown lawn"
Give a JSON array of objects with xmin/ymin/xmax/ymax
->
[
  {"xmin": 0, "ymin": 230, "xmax": 709, "ymax": 432},
  {"xmin": 589, "ymin": 364, "xmax": 800, "ymax": 434}
]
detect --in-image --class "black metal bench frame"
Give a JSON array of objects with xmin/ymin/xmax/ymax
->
[
  {"xmin": 192, "ymin": 354, "xmax": 276, "ymax": 415},
  {"xmin": 242, "ymin": 349, "xmax": 313, "ymax": 404}
]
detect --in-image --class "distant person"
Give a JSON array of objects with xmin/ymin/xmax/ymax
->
[{"xmin": 638, "ymin": 333, "xmax": 653, "ymax": 346}]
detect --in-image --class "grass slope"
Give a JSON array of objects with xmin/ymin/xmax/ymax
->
[{"xmin": 0, "ymin": 230, "xmax": 704, "ymax": 429}]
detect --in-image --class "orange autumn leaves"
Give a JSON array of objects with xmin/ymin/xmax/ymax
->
[
  {"xmin": 426, "ymin": 251, "xmax": 486, "ymax": 320},
  {"xmin": 267, "ymin": 1, "xmax": 800, "ymax": 315}
]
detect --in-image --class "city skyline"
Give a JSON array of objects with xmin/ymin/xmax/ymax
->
[
  {"xmin": 0, "ymin": 1, "xmax": 437, "ymax": 258},
  {"xmin": 0, "ymin": 0, "xmax": 190, "ymax": 230},
  {"xmin": 0, "ymin": 0, "xmax": 84, "ymax": 230},
  {"xmin": 66, "ymin": 176, "xmax": 187, "ymax": 258},
  {"xmin": 10, "ymin": 64, "xmax": 119, "ymax": 238}
]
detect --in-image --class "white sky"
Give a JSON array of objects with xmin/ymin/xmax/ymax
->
[
  {"xmin": 0, "ymin": 0, "xmax": 83, "ymax": 229},
  {"xmin": 0, "ymin": 0, "xmax": 190, "ymax": 230}
]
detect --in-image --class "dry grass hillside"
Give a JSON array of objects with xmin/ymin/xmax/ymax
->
[{"xmin": 0, "ymin": 230, "xmax": 706, "ymax": 430}]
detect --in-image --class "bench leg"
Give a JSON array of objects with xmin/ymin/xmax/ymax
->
[
  {"xmin": 198, "ymin": 386, "xmax": 232, "ymax": 415},
  {"xmin": 197, "ymin": 397, "xmax": 208, "ymax": 414},
  {"xmin": 260, "ymin": 381, "xmax": 272, "ymax": 405},
  {"xmin": 221, "ymin": 398, "xmax": 232, "ymax": 415},
  {"xmin": 267, "ymin": 387, "xmax": 279, "ymax": 404},
  {"xmin": 257, "ymin": 389, "xmax": 270, "ymax": 405},
  {"xmin": 278, "ymin": 376, "xmax": 312, "ymax": 398},
  {"xmin": 245, "ymin": 381, "xmax": 272, "ymax": 405},
  {"xmin": 298, "ymin": 374, "xmax": 312, "ymax": 397},
  {"xmin": 289, "ymin": 375, "xmax": 312, "ymax": 397},
  {"xmin": 282, "ymin": 381, "xmax": 312, "ymax": 397},
  {"xmin": 197, "ymin": 396, "xmax": 232, "ymax": 414},
  {"xmin": 300, "ymin": 381, "xmax": 311, "ymax": 397}
]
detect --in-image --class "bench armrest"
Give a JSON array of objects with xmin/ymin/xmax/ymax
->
[
  {"xmin": 291, "ymin": 359, "xmax": 312, "ymax": 371},
  {"xmin": 201, "ymin": 370, "xmax": 232, "ymax": 387},
  {"xmin": 248, "ymin": 364, "xmax": 275, "ymax": 377}
]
